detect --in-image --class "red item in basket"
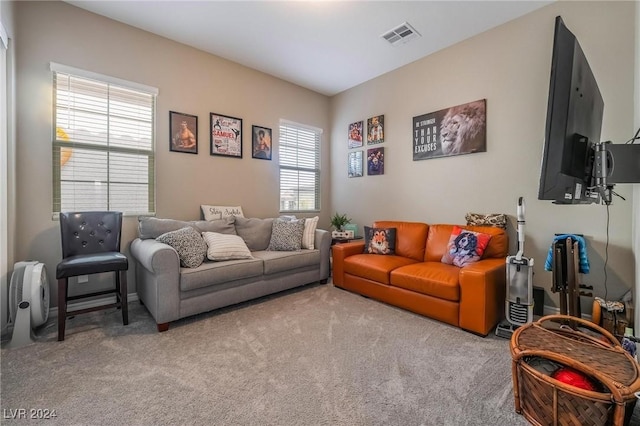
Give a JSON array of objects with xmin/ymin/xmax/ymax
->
[{"xmin": 552, "ymin": 367, "xmax": 598, "ymax": 391}]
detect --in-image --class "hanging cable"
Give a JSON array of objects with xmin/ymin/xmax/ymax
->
[{"xmin": 603, "ymin": 203, "xmax": 610, "ymax": 301}]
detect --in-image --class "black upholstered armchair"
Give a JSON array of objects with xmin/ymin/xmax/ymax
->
[{"xmin": 56, "ymin": 211, "xmax": 128, "ymax": 341}]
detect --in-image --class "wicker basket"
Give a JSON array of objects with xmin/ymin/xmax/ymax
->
[{"xmin": 511, "ymin": 315, "xmax": 640, "ymax": 426}]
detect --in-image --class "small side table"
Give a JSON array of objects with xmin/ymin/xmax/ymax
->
[{"xmin": 331, "ymin": 236, "xmax": 363, "ymax": 246}]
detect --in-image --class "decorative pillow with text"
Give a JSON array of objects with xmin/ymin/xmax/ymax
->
[{"xmin": 201, "ymin": 205, "xmax": 244, "ymax": 221}]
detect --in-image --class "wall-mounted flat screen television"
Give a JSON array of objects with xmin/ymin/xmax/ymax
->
[{"xmin": 538, "ymin": 16, "xmax": 603, "ymax": 205}]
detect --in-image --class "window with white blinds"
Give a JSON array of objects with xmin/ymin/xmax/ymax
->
[
  {"xmin": 279, "ymin": 121, "xmax": 321, "ymax": 212},
  {"xmin": 52, "ymin": 63, "xmax": 157, "ymax": 215}
]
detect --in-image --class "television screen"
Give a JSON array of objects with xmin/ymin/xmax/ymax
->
[{"xmin": 538, "ymin": 16, "xmax": 604, "ymax": 204}]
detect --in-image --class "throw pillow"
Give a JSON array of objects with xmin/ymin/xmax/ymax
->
[
  {"xmin": 301, "ymin": 216, "xmax": 319, "ymax": 249},
  {"xmin": 465, "ymin": 212, "xmax": 507, "ymax": 229},
  {"xmin": 441, "ymin": 226, "xmax": 492, "ymax": 267},
  {"xmin": 234, "ymin": 217, "xmax": 274, "ymax": 251},
  {"xmin": 201, "ymin": 205, "xmax": 244, "ymax": 221},
  {"xmin": 156, "ymin": 227, "xmax": 207, "ymax": 268},
  {"xmin": 202, "ymin": 232, "xmax": 253, "ymax": 261},
  {"xmin": 363, "ymin": 226, "xmax": 396, "ymax": 255},
  {"xmin": 267, "ymin": 219, "xmax": 305, "ymax": 251}
]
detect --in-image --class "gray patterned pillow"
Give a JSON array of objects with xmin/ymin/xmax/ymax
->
[
  {"xmin": 156, "ymin": 226, "xmax": 207, "ymax": 268},
  {"xmin": 267, "ymin": 219, "xmax": 305, "ymax": 251}
]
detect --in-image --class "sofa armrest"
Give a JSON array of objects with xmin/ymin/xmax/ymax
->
[
  {"xmin": 315, "ymin": 229, "xmax": 332, "ymax": 280},
  {"xmin": 130, "ymin": 238, "xmax": 181, "ymax": 324},
  {"xmin": 331, "ymin": 241, "xmax": 365, "ymax": 286},
  {"xmin": 458, "ymin": 258, "xmax": 506, "ymax": 336}
]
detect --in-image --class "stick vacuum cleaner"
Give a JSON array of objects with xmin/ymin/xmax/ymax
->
[{"xmin": 495, "ymin": 197, "xmax": 535, "ymax": 339}]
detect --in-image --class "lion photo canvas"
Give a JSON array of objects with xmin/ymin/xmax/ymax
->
[{"xmin": 412, "ymin": 99, "xmax": 486, "ymax": 160}]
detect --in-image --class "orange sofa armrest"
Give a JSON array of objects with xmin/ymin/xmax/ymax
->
[
  {"xmin": 458, "ymin": 258, "xmax": 506, "ymax": 336},
  {"xmin": 331, "ymin": 242, "xmax": 365, "ymax": 286}
]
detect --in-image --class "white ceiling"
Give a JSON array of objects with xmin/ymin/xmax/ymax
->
[{"xmin": 65, "ymin": 1, "xmax": 552, "ymax": 96}]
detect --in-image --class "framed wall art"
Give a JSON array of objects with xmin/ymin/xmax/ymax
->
[
  {"xmin": 367, "ymin": 115, "xmax": 384, "ymax": 145},
  {"xmin": 348, "ymin": 151, "xmax": 363, "ymax": 178},
  {"xmin": 367, "ymin": 147, "xmax": 384, "ymax": 175},
  {"xmin": 252, "ymin": 125, "xmax": 272, "ymax": 160},
  {"xmin": 413, "ymin": 99, "xmax": 486, "ymax": 161},
  {"xmin": 170, "ymin": 111, "xmax": 198, "ymax": 154},
  {"xmin": 348, "ymin": 121, "xmax": 363, "ymax": 148},
  {"xmin": 210, "ymin": 113, "xmax": 243, "ymax": 158}
]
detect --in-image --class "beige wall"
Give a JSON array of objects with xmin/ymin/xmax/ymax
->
[
  {"xmin": 10, "ymin": 1, "xmax": 638, "ymax": 316},
  {"xmin": 14, "ymin": 1, "xmax": 331, "ymax": 305},
  {"xmin": 1, "ymin": 0, "xmax": 16, "ymax": 332},
  {"xmin": 330, "ymin": 1, "xmax": 637, "ymax": 313}
]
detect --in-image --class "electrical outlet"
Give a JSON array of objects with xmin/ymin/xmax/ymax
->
[{"xmin": 77, "ymin": 275, "xmax": 89, "ymax": 283}]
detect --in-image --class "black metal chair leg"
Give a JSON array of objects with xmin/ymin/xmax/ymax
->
[
  {"xmin": 57, "ymin": 278, "xmax": 67, "ymax": 341},
  {"xmin": 121, "ymin": 270, "xmax": 128, "ymax": 325}
]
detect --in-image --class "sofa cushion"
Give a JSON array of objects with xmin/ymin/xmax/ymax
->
[
  {"xmin": 192, "ymin": 218, "xmax": 237, "ymax": 235},
  {"xmin": 267, "ymin": 219, "xmax": 305, "ymax": 251},
  {"xmin": 202, "ymin": 232, "xmax": 253, "ymax": 261},
  {"xmin": 138, "ymin": 217, "xmax": 236, "ymax": 240},
  {"xmin": 138, "ymin": 217, "xmax": 193, "ymax": 240},
  {"xmin": 156, "ymin": 227, "xmax": 207, "ymax": 268},
  {"xmin": 234, "ymin": 217, "xmax": 274, "ymax": 251},
  {"xmin": 344, "ymin": 254, "xmax": 418, "ymax": 285},
  {"xmin": 391, "ymin": 262, "xmax": 460, "ymax": 302},
  {"xmin": 363, "ymin": 226, "xmax": 396, "ymax": 255},
  {"xmin": 465, "ymin": 225, "xmax": 508, "ymax": 259},
  {"xmin": 441, "ymin": 226, "xmax": 492, "ymax": 267},
  {"xmin": 426, "ymin": 224, "xmax": 507, "ymax": 262},
  {"xmin": 252, "ymin": 249, "xmax": 320, "ymax": 275},
  {"xmin": 373, "ymin": 221, "xmax": 429, "ymax": 261},
  {"xmin": 179, "ymin": 258, "xmax": 263, "ymax": 292}
]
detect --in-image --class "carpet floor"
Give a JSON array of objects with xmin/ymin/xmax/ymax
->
[{"xmin": 0, "ymin": 282, "xmax": 626, "ymax": 425}]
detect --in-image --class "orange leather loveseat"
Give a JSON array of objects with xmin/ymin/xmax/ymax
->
[{"xmin": 332, "ymin": 221, "xmax": 508, "ymax": 336}]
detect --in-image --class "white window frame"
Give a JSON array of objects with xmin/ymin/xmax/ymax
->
[
  {"xmin": 51, "ymin": 63, "xmax": 158, "ymax": 217},
  {"xmin": 278, "ymin": 120, "xmax": 322, "ymax": 213}
]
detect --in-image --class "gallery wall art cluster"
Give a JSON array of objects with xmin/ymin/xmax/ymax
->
[
  {"xmin": 347, "ymin": 114, "xmax": 385, "ymax": 178},
  {"xmin": 169, "ymin": 111, "xmax": 272, "ymax": 161}
]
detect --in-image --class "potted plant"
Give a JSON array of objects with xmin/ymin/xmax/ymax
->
[{"xmin": 330, "ymin": 213, "xmax": 352, "ymax": 238}]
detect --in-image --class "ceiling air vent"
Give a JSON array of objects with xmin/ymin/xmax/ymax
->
[{"xmin": 381, "ymin": 22, "xmax": 421, "ymax": 46}]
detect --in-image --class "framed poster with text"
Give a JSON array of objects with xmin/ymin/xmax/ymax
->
[
  {"xmin": 210, "ymin": 113, "xmax": 243, "ymax": 158},
  {"xmin": 413, "ymin": 99, "xmax": 486, "ymax": 161}
]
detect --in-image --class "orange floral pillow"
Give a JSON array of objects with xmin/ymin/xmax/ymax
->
[{"xmin": 441, "ymin": 226, "xmax": 492, "ymax": 267}]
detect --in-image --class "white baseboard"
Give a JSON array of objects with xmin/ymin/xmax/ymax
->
[
  {"xmin": 48, "ymin": 292, "xmax": 139, "ymax": 318},
  {"xmin": 542, "ymin": 304, "xmax": 592, "ymax": 321}
]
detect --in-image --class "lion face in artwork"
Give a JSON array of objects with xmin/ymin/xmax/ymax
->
[
  {"xmin": 440, "ymin": 100, "xmax": 486, "ymax": 155},
  {"xmin": 369, "ymin": 230, "xmax": 390, "ymax": 254}
]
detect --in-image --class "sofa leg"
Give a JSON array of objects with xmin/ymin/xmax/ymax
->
[
  {"xmin": 157, "ymin": 323, "xmax": 169, "ymax": 332},
  {"xmin": 320, "ymin": 279, "xmax": 328, "ymax": 284}
]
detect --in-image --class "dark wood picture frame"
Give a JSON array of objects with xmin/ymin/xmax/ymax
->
[
  {"xmin": 251, "ymin": 125, "xmax": 272, "ymax": 160},
  {"xmin": 210, "ymin": 113, "xmax": 243, "ymax": 158},
  {"xmin": 169, "ymin": 111, "xmax": 198, "ymax": 154}
]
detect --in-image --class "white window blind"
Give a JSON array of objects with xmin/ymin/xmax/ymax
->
[
  {"xmin": 279, "ymin": 121, "xmax": 321, "ymax": 212},
  {"xmin": 52, "ymin": 64, "xmax": 157, "ymax": 215}
]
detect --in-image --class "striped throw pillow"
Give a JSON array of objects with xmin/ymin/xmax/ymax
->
[{"xmin": 202, "ymin": 232, "xmax": 253, "ymax": 261}]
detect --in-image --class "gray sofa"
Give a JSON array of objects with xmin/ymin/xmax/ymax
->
[{"xmin": 130, "ymin": 216, "xmax": 331, "ymax": 331}]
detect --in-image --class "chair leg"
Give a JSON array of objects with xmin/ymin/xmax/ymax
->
[
  {"xmin": 120, "ymin": 270, "xmax": 128, "ymax": 326},
  {"xmin": 57, "ymin": 278, "xmax": 67, "ymax": 341}
]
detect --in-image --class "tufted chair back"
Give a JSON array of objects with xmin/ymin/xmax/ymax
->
[{"xmin": 59, "ymin": 211, "xmax": 122, "ymax": 258}]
